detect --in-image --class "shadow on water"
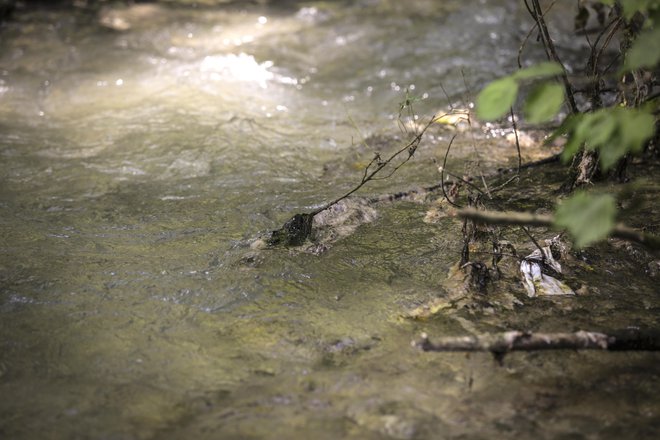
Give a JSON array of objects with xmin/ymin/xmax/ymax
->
[{"xmin": 1, "ymin": 1, "xmax": 659, "ymax": 439}]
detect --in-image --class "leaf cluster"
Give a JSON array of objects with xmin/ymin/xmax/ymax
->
[
  {"xmin": 554, "ymin": 192, "xmax": 617, "ymax": 248},
  {"xmin": 476, "ymin": 62, "xmax": 564, "ymax": 123},
  {"xmin": 600, "ymin": 0, "xmax": 660, "ymax": 70},
  {"xmin": 557, "ymin": 107, "xmax": 656, "ymax": 170},
  {"xmin": 473, "ymin": 0, "xmax": 659, "ymax": 249}
]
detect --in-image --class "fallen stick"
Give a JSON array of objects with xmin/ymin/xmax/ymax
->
[
  {"xmin": 413, "ymin": 329, "xmax": 660, "ymax": 354},
  {"xmin": 456, "ymin": 208, "xmax": 660, "ymax": 251}
]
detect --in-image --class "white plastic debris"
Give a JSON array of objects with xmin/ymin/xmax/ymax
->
[{"xmin": 520, "ymin": 238, "xmax": 575, "ymax": 298}]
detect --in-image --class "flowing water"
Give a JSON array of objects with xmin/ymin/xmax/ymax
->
[{"xmin": 1, "ymin": 1, "xmax": 659, "ymax": 439}]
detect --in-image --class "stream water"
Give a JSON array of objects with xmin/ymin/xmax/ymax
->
[{"xmin": 1, "ymin": 1, "xmax": 659, "ymax": 439}]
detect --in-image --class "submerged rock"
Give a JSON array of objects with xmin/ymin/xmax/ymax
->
[
  {"xmin": 311, "ymin": 198, "xmax": 378, "ymax": 243},
  {"xmin": 259, "ymin": 198, "xmax": 379, "ymax": 253}
]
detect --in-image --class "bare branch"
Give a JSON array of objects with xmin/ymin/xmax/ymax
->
[
  {"xmin": 590, "ymin": 17, "xmax": 623, "ymax": 76},
  {"xmin": 528, "ymin": 0, "xmax": 578, "ymax": 114},
  {"xmin": 460, "ymin": 69, "xmax": 491, "ymax": 197},
  {"xmin": 509, "ymin": 107, "xmax": 522, "ymax": 175},
  {"xmin": 517, "ymin": 20, "xmax": 538, "ymax": 69},
  {"xmin": 413, "ymin": 329, "xmax": 660, "ymax": 353},
  {"xmin": 310, "ymin": 117, "xmax": 435, "ymax": 217},
  {"xmin": 440, "ymin": 134, "xmax": 462, "ymax": 208},
  {"xmin": 456, "ymin": 207, "xmax": 660, "ymax": 250}
]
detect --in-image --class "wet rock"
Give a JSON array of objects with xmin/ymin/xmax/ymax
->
[
  {"xmin": 267, "ymin": 213, "xmax": 314, "ymax": 247},
  {"xmin": 265, "ymin": 198, "xmax": 379, "ymax": 252},
  {"xmin": 305, "ymin": 243, "xmax": 328, "ymax": 255},
  {"xmin": 346, "ymin": 400, "xmax": 438, "ymax": 440},
  {"xmin": 311, "ymin": 198, "xmax": 378, "ymax": 242},
  {"xmin": 505, "ymin": 130, "xmax": 536, "ymax": 148},
  {"xmin": 319, "ymin": 336, "xmax": 379, "ymax": 367},
  {"xmin": 465, "ymin": 261, "xmax": 489, "ymax": 292},
  {"xmin": 610, "ymin": 239, "xmax": 658, "ymax": 278},
  {"xmin": 238, "ymin": 251, "xmax": 263, "ymax": 268}
]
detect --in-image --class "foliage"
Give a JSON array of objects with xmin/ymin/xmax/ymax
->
[
  {"xmin": 524, "ymin": 82, "xmax": 565, "ymax": 124},
  {"xmin": 472, "ymin": 0, "xmax": 659, "ymax": 248},
  {"xmin": 624, "ymin": 27, "xmax": 660, "ymax": 70},
  {"xmin": 475, "ymin": 77, "xmax": 519, "ymax": 121},
  {"xmin": 600, "ymin": 0, "xmax": 660, "ymax": 21},
  {"xmin": 475, "ymin": 62, "xmax": 562, "ymax": 122},
  {"xmin": 554, "ymin": 192, "xmax": 617, "ymax": 248},
  {"xmin": 559, "ymin": 107, "xmax": 656, "ymax": 170},
  {"xmin": 608, "ymin": 0, "xmax": 660, "ymax": 70}
]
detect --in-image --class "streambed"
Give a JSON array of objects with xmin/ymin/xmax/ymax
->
[{"xmin": 1, "ymin": 1, "xmax": 659, "ymax": 439}]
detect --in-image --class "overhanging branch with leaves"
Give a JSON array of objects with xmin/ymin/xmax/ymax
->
[{"xmin": 457, "ymin": 206, "xmax": 660, "ymax": 251}]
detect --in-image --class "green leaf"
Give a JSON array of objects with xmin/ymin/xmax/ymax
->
[
  {"xmin": 560, "ymin": 107, "xmax": 656, "ymax": 170},
  {"xmin": 599, "ymin": 0, "xmax": 656, "ymax": 19},
  {"xmin": 598, "ymin": 131, "xmax": 628, "ymax": 170},
  {"xmin": 546, "ymin": 114, "xmax": 579, "ymax": 144},
  {"xmin": 621, "ymin": 0, "xmax": 655, "ymax": 20},
  {"xmin": 619, "ymin": 109, "xmax": 656, "ymax": 153},
  {"xmin": 624, "ymin": 28, "xmax": 660, "ymax": 70},
  {"xmin": 581, "ymin": 111, "xmax": 616, "ymax": 149},
  {"xmin": 595, "ymin": 108, "xmax": 655, "ymax": 169},
  {"xmin": 601, "ymin": 109, "xmax": 657, "ymax": 169},
  {"xmin": 524, "ymin": 82, "xmax": 565, "ymax": 123},
  {"xmin": 550, "ymin": 115, "xmax": 584, "ymax": 163},
  {"xmin": 561, "ymin": 135, "xmax": 584, "ymax": 163},
  {"xmin": 476, "ymin": 77, "xmax": 519, "ymax": 121},
  {"xmin": 512, "ymin": 62, "xmax": 563, "ymax": 81},
  {"xmin": 554, "ymin": 192, "xmax": 617, "ymax": 248}
]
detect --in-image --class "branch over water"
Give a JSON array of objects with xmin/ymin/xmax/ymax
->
[{"xmin": 456, "ymin": 208, "xmax": 660, "ymax": 251}]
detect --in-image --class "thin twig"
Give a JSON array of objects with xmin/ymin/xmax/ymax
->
[
  {"xmin": 528, "ymin": 0, "xmax": 578, "ymax": 114},
  {"xmin": 310, "ymin": 117, "xmax": 435, "ymax": 216},
  {"xmin": 517, "ymin": 20, "xmax": 538, "ymax": 69},
  {"xmin": 460, "ymin": 69, "xmax": 491, "ymax": 198},
  {"xmin": 519, "ymin": 224, "xmax": 546, "ymax": 256},
  {"xmin": 510, "ymin": 107, "xmax": 522, "ymax": 175},
  {"xmin": 496, "ymin": 153, "xmax": 560, "ymax": 175},
  {"xmin": 586, "ymin": 16, "xmax": 623, "ymax": 108},
  {"xmin": 441, "ymin": 134, "xmax": 461, "ymax": 208},
  {"xmin": 591, "ymin": 17, "xmax": 623, "ymax": 76},
  {"xmin": 517, "ymin": 0, "xmax": 558, "ymax": 68},
  {"xmin": 439, "ymin": 82, "xmax": 454, "ymax": 110},
  {"xmin": 490, "ymin": 175, "xmax": 520, "ymax": 194},
  {"xmin": 517, "ymin": 0, "xmax": 557, "ymax": 68},
  {"xmin": 443, "ymin": 169, "xmax": 487, "ymax": 197}
]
